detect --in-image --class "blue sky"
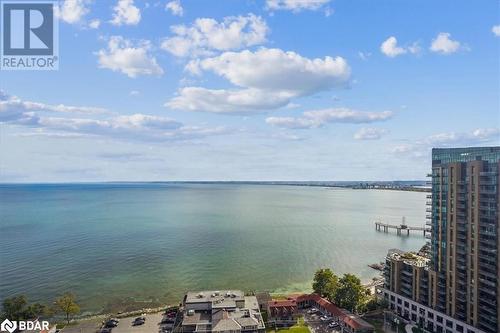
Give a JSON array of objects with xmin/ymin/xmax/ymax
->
[{"xmin": 1, "ymin": 0, "xmax": 499, "ymax": 182}]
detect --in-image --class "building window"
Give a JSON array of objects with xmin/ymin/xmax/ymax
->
[
  {"xmin": 446, "ymin": 320, "xmax": 453, "ymax": 328},
  {"xmin": 437, "ymin": 316, "xmax": 443, "ymax": 323},
  {"xmin": 456, "ymin": 325, "xmax": 463, "ymax": 333}
]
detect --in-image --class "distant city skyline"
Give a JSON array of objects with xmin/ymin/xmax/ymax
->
[{"xmin": 1, "ymin": 0, "xmax": 499, "ymax": 182}]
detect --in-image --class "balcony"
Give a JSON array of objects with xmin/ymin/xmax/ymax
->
[{"xmin": 479, "ymin": 278, "xmax": 496, "ymax": 288}]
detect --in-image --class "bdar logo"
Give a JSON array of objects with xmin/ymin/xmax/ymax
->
[{"xmin": 0, "ymin": 319, "xmax": 17, "ymax": 333}]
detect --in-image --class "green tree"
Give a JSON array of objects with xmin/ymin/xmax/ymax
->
[
  {"xmin": 333, "ymin": 273, "xmax": 368, "ymax": 313},
  {"xmin": 1, "ymin": 295, "xmax": 28, "ymax": 321},
  {"xmin": 24, "ymin": 303, "xmax": 49, "ymax": 319},
  {"xmin": 54, "ymin": 293, "xmax": 80, "ymax": 324},
  {"xmin": 1, "ymin": 296, "xmax": 48, "ymax": 321},
  {"xmin": 312, "ymin": 268, "xmax": 339, "ymax": 299}
]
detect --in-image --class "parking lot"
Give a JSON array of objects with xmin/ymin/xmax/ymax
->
[
  {"xmin": 302, "ymin": 310, "xmax": 341, "ymax": 333},
  {"xmin": 63, "ymin": 311, "xmax": 177, "ymax": 333},
  {"xmin": 106, "ymin": 313, "xmax": 164, "ymax": 333}
]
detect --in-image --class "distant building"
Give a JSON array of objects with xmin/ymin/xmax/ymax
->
[
  {"xmin": 382, "ymin": 146, "xmax": 500, "ymax": 333},
  {"xmin": 180, "ymin": 290, "xmax": 265, "ymax": 333}
]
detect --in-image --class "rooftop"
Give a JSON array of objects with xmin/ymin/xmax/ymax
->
[{"xmin": 387, "ymin": 249, "xmax": 429, "ymax": 267}]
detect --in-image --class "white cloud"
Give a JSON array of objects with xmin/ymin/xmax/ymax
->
[
  {"xmin": 0, "ymin": 91, "xmax": 108, "ymax": 122},
  {"xmin": 492, "ymin": 25, "xmax": 500, "ymax": 37},
  {"xmin": 391, "ymin": 128, "xmax": 500, "ymax": 157},
  {"xmin": 166, "ymin": 87, "xmax": 292, "ymax": 114},
  {"xmin": 161, "ymin": 14, "xmax": 268, "ymax": 57},
  {"xmin": 265, "ymin": 116, "xmax": 317, "ymax": 129},
  {"xmin": 266, "ymin": 0, "xmax": 331, "ymax": 12},
  {"xmin": 266, "ymin": 108, "xmax": 393, "ymax": 129},
  {"xmin": 129, "ymin": 90, "xmax": 140, "ymax": 96},
  {"xmin": 358, "ymin": 51, "xmax": 371, "ymax": 61},
  {"xmin": 353, "ymin": 127, "xmax": 388, "ymax": 140},
  {"xmin": 429, "ymin": 32, "xmax": 462, "ymax": 54},
  {"xmin": 187, "ymin": 48, "xmax": 350, "ymax": 94},
  {"xmin": 56, "ymin": 0, "xmax": 90, "ymax": 24},
  {"xmin": 111, "ymin": 0, "xmax": 141, "ymax": 26},
  {"xmin": 1, "ymin": 92, "xmax": 228, "ymax": 142},
  {"xmin": 88, "ymin": 19, "xmax": 101, "ymax": 29},
  {"xmin": 380, "ymin": 36, "xmax": 419, "ymax": 57},
  {"xmin": 166, "ymin": 0, "xmax": 183, "ymax": 16},
  {"xmin": 169, "ymin": 48, "xmax": 350, "ymax": 114},
  {"xmin": 96, "ymin": 36, "xmax": 164, "ymax": 78}
]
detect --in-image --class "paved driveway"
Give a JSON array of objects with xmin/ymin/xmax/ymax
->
[
  {"xmin": 302, "ymin": 311, "xmax": 341, "ymax": 333},
  {"xmin": 110, "ymin": 313, "xmax": 164, "ymax": 333}
]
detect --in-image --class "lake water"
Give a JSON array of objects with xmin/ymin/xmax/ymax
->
[{"xmin": 0, "ymin": 183, "xmax": 427, "ymax": 314}]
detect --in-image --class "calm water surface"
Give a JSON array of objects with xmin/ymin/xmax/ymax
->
[{"xmin": 0, "ymin": 183, "xmax": 427, "ymax": 314}]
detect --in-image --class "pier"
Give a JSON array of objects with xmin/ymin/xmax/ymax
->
[{"xmin": 375, "ymin": 217, "xmax": 427, "ymax": 236}]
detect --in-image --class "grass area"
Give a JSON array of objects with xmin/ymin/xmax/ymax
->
[
  {"xmin": 267, "ymin": 317, "xmax": 310, "ymax": 333},
  {"xmin": 55, "ymin": 321, "xmax": 79, "ymax": 329}
]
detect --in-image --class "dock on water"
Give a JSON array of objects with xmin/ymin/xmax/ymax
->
[{"xmin": 375, "ymin": 217, "xmax": 428, "ymax": 236}]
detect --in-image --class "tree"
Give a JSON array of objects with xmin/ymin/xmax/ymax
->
[
  {"xmin": 312, "ymin": 268, "xmax": 339, "ymax": 299},
  {"xmin": 333, "ymin": 273, "xmax": 368, "ymax": 313},
  {"xmin": 1, "ymin": 295, "xmax": 48, "ymax": 321},
  {"xmin": 24, "ymin": 303, "xmax": 49, "ymax": 319},
  {"xmin": 2, "ymin": 295, "xmax": 28, "ymax": 321},
  {"xmin": 54, "ymin": 293, "xmax": 80, "ymax": 324}
]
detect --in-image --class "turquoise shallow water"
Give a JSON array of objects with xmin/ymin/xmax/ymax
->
[{"xmin": 0, "ymin": 183, "xmax": 426, "ymax": 314}]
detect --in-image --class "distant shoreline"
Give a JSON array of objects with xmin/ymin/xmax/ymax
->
[{"xmin": 0, "ymin": 181, "xmax": 431, "ymax": 192}]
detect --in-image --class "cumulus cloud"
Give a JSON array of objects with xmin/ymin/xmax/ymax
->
[
  {"xmin": 380, "ymin": 36, "xmax": 420, "ymax": 57},
  {"xmin": 166, "ymin": 0, "xmax": 183, "ymax": 16},
  {"xmin": 169, "ymin": 48, "xmax": 350, "ymax": 114},
  {"xmin": 1, "ymin": 92, "xmax": 227, "ymax": 142},
  {"xmin": 160, "ymin": 14, "xmax": 268, "ymax": 57},
  {"xmin": 429, "ymin": 32, "xmax": 462, "ymax": 54},
  {"xmin": 266, "ymin": 108, "xmax": 393, "ymax": 129},
  {"xmin": 266, "ymin": 0, "xmax": 331, "ymax": 12},
  {"xmin": 353, "ymin": 127, "xmax": 388, "ymax": 140},
  {"xmin": 187, "ymin": 48, "xmax": 350, "ymax": 94},
  {"xmin": 88, "ymin": 19, "xmax": 101, "ymax": 29},
  {"xmin": 56, "ymin": 0, "xmax": 90, "ymax": 24},
  {"xmin": 111, "ymin": 0, "xmax": 141, "ymax": 26},
  {"xmin": 492, "ymin": 25, "xmax": 500, "ymax": 37},
  {"xmin": 96, "ymin": 36, "xmax": 164, "ymax": 78}
]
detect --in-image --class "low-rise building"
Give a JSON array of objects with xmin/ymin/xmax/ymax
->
[
  {"xmin": 267, "ymin": 299, "xmax": 298, "ymax": 320},
  {"xmin": 180, "ymin": 290, "xmax": 265, "ymax": 333}
]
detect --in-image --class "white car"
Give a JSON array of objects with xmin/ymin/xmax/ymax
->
[{"xmin": 328, "ymin": 322, "xmax": 339, "ymax": 328}]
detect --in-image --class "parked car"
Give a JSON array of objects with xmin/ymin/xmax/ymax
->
[
  {"xmin": 100, "ymin": 328, "xmax": 112, "ymax": 333},
  {"xmin": 307, "ymin": 308, "xmax": 318, "ymax": 314},
  {"xmin": 104, "ymin": 320, "xmax": 118, "ymax": 328},
  {"xmin": 132, "ymin": 317, "xmax": 146, "ymax": 326},
  {"xmin": 328, "ymin": 322, "xmax": 339, "ymax": 328}
]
